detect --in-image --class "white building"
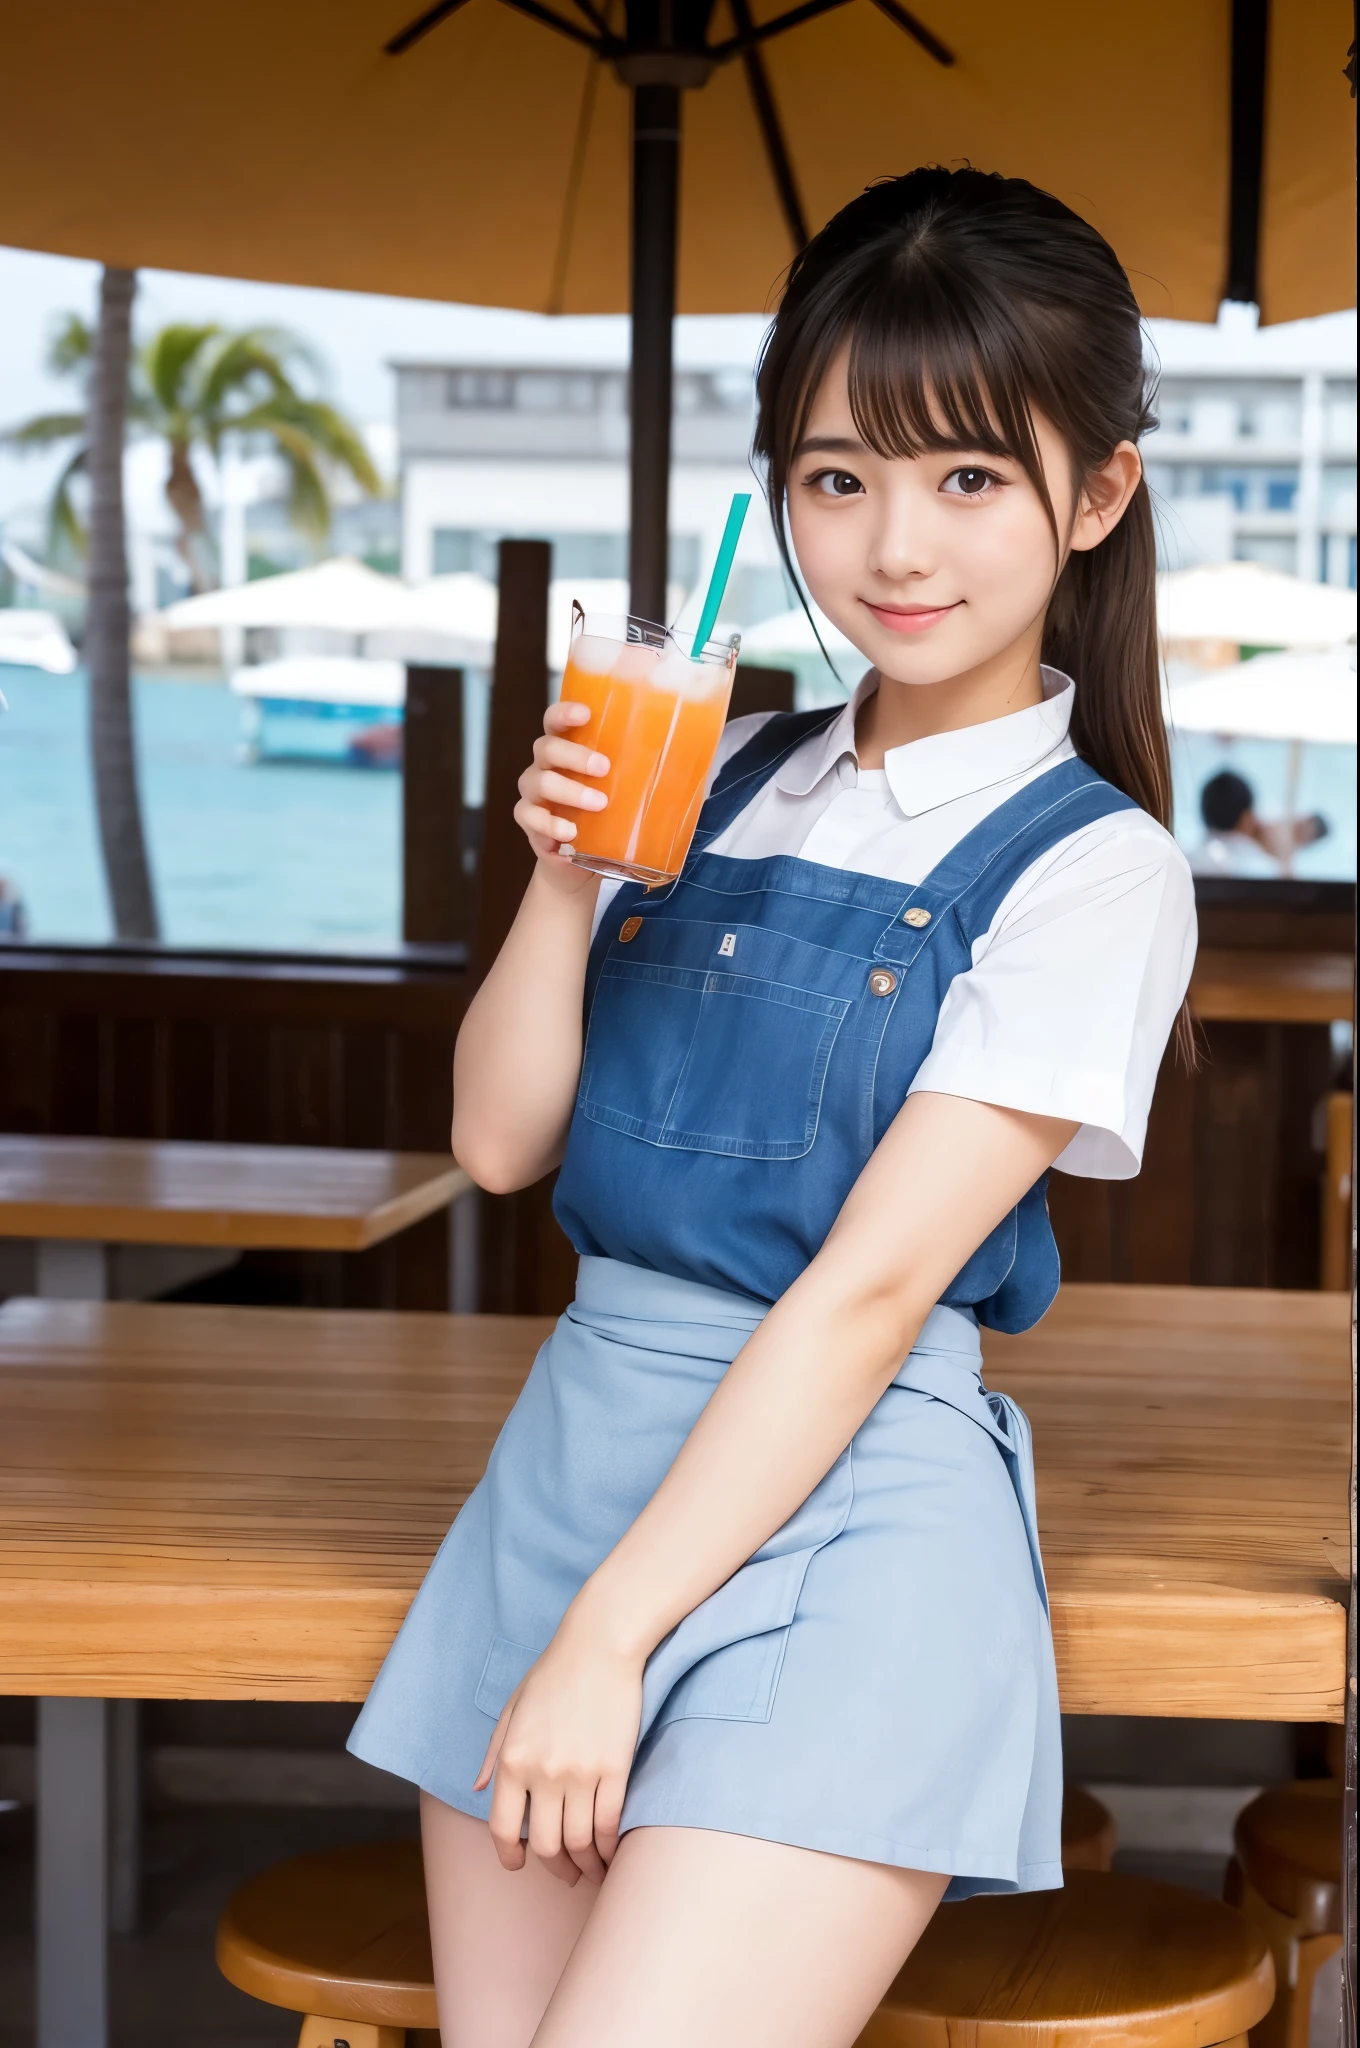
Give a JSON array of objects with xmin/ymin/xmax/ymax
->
[
  {"xmin": 1143, "ymin": 307, "xmax": 1356, "ymax": 586},
  {"xmin": 393, "ymin": 324, "xmax": 789, "ymax": 631},
  {"xmin": 395, "ymin": 306, "xmax": 1356, "ymax": 615}
]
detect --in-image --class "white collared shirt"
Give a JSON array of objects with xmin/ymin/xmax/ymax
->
[{"xmin": 595, "ymin": 668, "xmax": 1197, "ymax": 1179}]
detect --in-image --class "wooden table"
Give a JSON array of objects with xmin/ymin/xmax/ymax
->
[
  {"xmin": 0, "ymin": 1134, "xmax": 471, "ymax": 1299},
  {"xmin": 1189, "ymin": 948, "xmax": 1354, "ymax": 1025},
  {"xmin": 0, "ymin": 1282, "xmax": 1346, "ymax": 1716},
  {"xmin": 0, "ymin": 1284, "xmax": 1346, "ymax": 2048},
  {"xmin": 0, "ymin": 1133, "xmax": 470, "ymax": 2048}
]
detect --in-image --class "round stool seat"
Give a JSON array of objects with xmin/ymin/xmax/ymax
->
[
  {"xmin": 862, "ymin": 1871, "xmax": 1273, "ymax": 2048},
  {"xmin": 1233, "ymin": 1779, "xmax": 1342, "ymax": 1934},
  {"xmin": 216, "ymin": 1837, "xmax": 437, "ymax": 2029},
  {"xmin": 1059, "ymin": 1785, "xmax": 1117, "ymax": 1871}
]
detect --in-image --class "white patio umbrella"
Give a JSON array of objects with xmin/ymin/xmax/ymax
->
[
  {"xmin": 161, "ymin": 556, "xmax": 499, "ymax": 665},
  {"xmin": 159, "ymin": 556, "xmax": 420, "ymax": 636},
  {"xmin": 403, "ymin": 572, "xmax": 499, "ymax": 645},
  {"xmin": 1167, "ymin": 645, "xmax": 1357, "ymax": 746},
  {"xmin": 1157, "ymin": 563, "xmax": 1358, "ymax": 652},
  {"xmin": 739, "ymin": 603, "xmax": 865, "ymax": 665}
]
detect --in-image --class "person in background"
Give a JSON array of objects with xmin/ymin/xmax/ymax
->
[
  {"xmin": 0, "ymin": 876, "xmax": 26, "ymax": 937},
  {"xmin": 1191, "ymin": 770, "xmax": 1329, "ymax": 878}
]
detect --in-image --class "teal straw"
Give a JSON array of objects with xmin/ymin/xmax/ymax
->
[{"xmin": 691, "ymin": 493, "xmax": 751, "ymax": 652}]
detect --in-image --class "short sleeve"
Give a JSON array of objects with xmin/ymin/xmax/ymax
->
[
  {"xmin": 589, "ymin": 711, "xmax": 778, "ymax": 941},
  {"xmin": 907, "ymin": 812, "xmax": 1197, "ymax": 1179}
]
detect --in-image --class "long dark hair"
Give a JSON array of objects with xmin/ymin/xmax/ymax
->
[{"xmin": 753, "ymin": 166, "xmax": 1169, "ymax": 829}]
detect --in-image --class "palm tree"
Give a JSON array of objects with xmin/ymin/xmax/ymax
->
[
  {"xmin": 2, "ymin": 298, "xmax": 382, "ymax": 941},
  {"xmin": 85, "ymin": 267, "xmax": 158, "ymax": 940},
  {"xmin": 4, "ymin": 314, "xmax": 382, "ymax": 589}
]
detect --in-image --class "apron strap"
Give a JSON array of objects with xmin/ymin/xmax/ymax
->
[
  {"xmin": 690, "ymin": 706, "xmax": 843, "ymax": 852},
  {"xmin": 894, "ymin": 1353, "xmax": 1050, "ymax": 1612}
]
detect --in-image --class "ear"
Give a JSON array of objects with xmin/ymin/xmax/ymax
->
[{"xmin": 1068, "ymin": 441, "xmax": 1142, "ymax": 553}]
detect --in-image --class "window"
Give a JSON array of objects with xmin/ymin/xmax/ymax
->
[
  {"xmin": 1324, "ymin": 384, "xmax": 1357, "ymax": 450},
  {"xmin": 430, "ymin": 529, "xmax": 701, "ymax": 591},
  {"xmin": 432, "ymin": 529, "xmax": 629, "ymax": 581},
  {"xmin": 1322, "ymin": 465, "xmax": 1358, "ymax": 523},
  {"xmin": 1197, "ymin": 466, "xmax": 1300, "ymax": 514},
  {"xmin": 445, "ymin": 370, "xmax": 514, "ymax": 409},
  {"xmin": 673, "ymin": 372, "xmax": 754, "ymax": 416}
]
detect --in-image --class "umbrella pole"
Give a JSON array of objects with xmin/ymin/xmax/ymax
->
[{"xmin": 628, "ymin": 82, "xmax": 680, "ymax": 627}]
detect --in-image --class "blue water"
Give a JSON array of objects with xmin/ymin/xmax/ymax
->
[
  {"xmin": 0, "ymin": 665, "xmax": 1353, "ymax": 953},
  {"xmin": 0, "ymin": 668, "xmax": 400, "ymax": 950}
]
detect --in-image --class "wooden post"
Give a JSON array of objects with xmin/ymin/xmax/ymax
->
[
  {"xmin": 476, "ymin": 541, "xmax": 551, "ymax": 972},
  {"xmin": 473, "ymin": 540, "xmax": 577, "ymax": 1315},
  {"xmin": 730, "ymin": 664, "xmax": 795, "ymax": 720},
  {"xmin": 402, "ymin": 665, "xmax": 465, "ymax": 946}
]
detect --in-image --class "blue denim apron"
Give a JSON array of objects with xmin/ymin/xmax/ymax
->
[
  {"xmin": 555, "ymin": 707, "xmax": 1135, "ymax": 1329},
  {"xmin": 350, "ymin": 712, "xmax": 1135, "ymax": 1895}
]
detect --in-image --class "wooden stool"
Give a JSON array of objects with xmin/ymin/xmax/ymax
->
[
  {"xmin": 1224, "ymin": 1780, "xmax": 1343, "ymax": 2048},
  {"xmin": 216, "ymin": 1837, "xmax": 438, "ymax": 2048},
  {"xmin": 858, "ymin": 1870, "xmax": 1273, "ymax": 2047},
  {"xmin": 1060, "ymin": 1784, "xmax": 1117, "ymax": 1870}
]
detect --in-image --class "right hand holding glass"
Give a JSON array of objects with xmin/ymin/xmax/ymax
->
[{"xmin": 514, "ymin": 700, "xmax": 610, "ymax": 866}]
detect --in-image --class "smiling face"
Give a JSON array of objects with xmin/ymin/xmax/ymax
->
[{"xmin": 786, "ymin": 345, "xmax": 1137, "ymax": 703}]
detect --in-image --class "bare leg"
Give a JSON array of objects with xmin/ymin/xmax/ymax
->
[
  {"xmin": 420, "ymin": 1793, "xmax": 597, "ymax": 2048},
  {"xmin": 533, "ymin": 1824, "xmax": 948, "ymax": 2048}
]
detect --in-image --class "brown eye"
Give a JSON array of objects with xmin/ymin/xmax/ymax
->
[
  {"xmin": 943, "ymin": 467, "xmax": 996, "ymax": 497},
  {"xmin": 812, "ymin": 469, "xmax": 864, "ymax": 497}
]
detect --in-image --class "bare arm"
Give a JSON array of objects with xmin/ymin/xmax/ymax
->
[
  {"xmin": 451, "ymin": 700, "xmax": 607, "ymax": 1193},
  {"xmin": 477, "ymin": 1088, "xmax": 1078, "ymax": 1881},
  {"xmin": 571, "ymin": 1089, "xmax": 1075, "ymax": 1655}
]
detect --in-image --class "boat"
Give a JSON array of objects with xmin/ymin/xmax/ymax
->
[{"xmin": 229, "ymin": 654, "xmax": 405, "ymax": 766}]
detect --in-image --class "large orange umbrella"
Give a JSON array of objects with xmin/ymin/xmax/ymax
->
[{"xmin": 2, "ymin": 0, "xmax": 1353, "ymax": 616}]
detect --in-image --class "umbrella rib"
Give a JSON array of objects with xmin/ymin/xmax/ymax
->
[
  {"xmin": 384, "ymin": 0, "xmax": 476, "ymax": 56},
  {"xmin": 495, "ymin": 0, "xmax": 608, "ymax": 50},
  {"xmin": 547, "ymin": 57, "xmax": 601, "ymax": 313},
  {"xmin": 565, "ymin": 0, "xmax": 612, "ymax": 32},
  {"xmin": 709, "ymin": 0, "xmax": 854, "ymax": 62},
  {"xmin": 729, "ymin": 0, "xmax": 808, "ymax": 250},
  {"xmin": 865, "ymin": 0, "xmax": 954, "ymax": 66}
]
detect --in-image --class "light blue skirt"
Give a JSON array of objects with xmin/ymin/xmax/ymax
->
[{"xmin": 348, "ymin": 1256, "xmax": 1062, "ymax": 1899}]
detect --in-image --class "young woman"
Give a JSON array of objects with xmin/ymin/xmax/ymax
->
[{"xmin": 349, "ymin": 167, "xmax": 1196, "ymax": 2046}]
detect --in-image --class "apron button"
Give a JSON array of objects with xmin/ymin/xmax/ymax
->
[
  {"xmin": 902, "ymin": 907, "xmax": 931, "ymax": 927},
  {"xmin": 618, "ymin": 916, "xmax": 642, "ymax": 943},
  {"xmin": 868, "ymin": 968, "xmax": 897, "ymax": 997}
]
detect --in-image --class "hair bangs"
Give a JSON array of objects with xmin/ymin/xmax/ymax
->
[{"xmin": 843, "ymin": 280, "xmax": 1057, "ymax": 548}]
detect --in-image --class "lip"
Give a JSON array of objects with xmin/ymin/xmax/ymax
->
[{"xmin": 863, "ymin": 600, "xmax": 962, "ymax": 634}]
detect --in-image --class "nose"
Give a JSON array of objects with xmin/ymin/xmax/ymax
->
[{"xmin": 865, "ymin": 488, "xmax": 936, "ymax": 586}]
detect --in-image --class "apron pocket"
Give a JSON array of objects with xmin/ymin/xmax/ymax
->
[
  {"xmin": 582, "ymin": 959, "xmax": 849, "ymax": 1160},
  {"xmin": 639, "ymin": 1446, "xmax": 854, "ymax": 1733}
]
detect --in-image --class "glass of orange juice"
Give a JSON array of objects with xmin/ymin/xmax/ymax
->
[{"xmin": 559, "ymin": 603, "xmax": 740, "ymax": 885}]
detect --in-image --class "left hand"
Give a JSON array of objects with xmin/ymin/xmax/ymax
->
[{"xmin": 473, "ymin": 1614, "xmax": 644, "ymax": 1887}]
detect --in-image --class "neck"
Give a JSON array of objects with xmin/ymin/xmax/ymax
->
[{"xmin": 854, "ymin": 630, "xmax": 1047, "ymax": 768}]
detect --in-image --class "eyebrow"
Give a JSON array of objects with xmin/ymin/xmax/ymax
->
[{"xmin": 792, "ymin": 434, "xmax": 867, "ymax": 459}]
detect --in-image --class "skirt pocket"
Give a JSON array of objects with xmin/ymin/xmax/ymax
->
[
  {"xmin": 473, "ymin": 1635, "xmax": 540, "ymax": 1721},
  {"xmin": 640, "ymin": 1444, "xmax": 854, "ymax": 1734}
]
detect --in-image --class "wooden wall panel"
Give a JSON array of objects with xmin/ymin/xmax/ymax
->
[
  {"xmin": 2, "ymin": 882, "xmax": 1351, "ymax": 1309},
  {"xmin": 0, "ymin": 949, "xmax": 469, "ymax": 1311}
]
